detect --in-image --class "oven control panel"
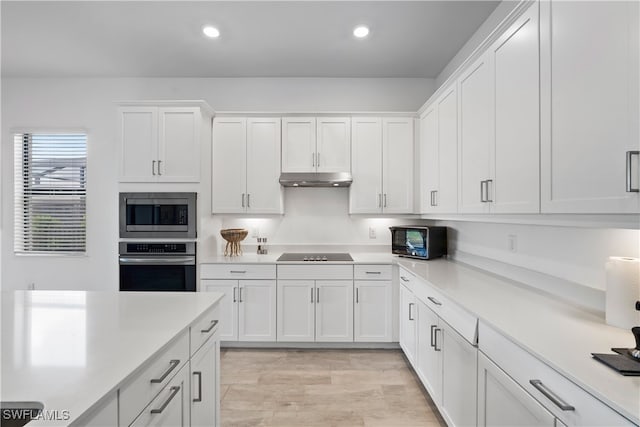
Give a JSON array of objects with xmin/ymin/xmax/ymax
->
[{"xmin": 119, "ymin": 242, "xmax": 196, "ymax": 255}]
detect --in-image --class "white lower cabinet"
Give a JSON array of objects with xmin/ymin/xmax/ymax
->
[
  {"xmin": 399, "ymin": 283, "xmax": 418, "ymax": 364},
  {"xmin": 200, "ymin": 279, "xmax": 276, "ymax": 341},
  {"xmin": 478, "ymin": 352, "xmax": 556, "ymax": 427},
  {"xmin": 71, "ymin": 393, "xmax": 118, "ymax": 427},
  {"xmin": 277, "ymin": 279, "xmax": 354, "ymax": 342},
  {"xmin": 416, "ymin": 300, "xmax": 442, "ymax": 403},
  {"xmin": 191, "ymin": 336, "xmax": 218, "ymax": 427},
  {"xmin": 354, "ymin": 280, "xmax": 392, "ymax": 342}
]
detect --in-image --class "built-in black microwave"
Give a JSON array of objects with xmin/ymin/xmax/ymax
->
[
  {"xmin": 119, "ymin": 192, "xmax": 197, "ymax": 239},
  {"xmin": 389, "ymin": 226, "xmax": 447, "ymax": 260}
]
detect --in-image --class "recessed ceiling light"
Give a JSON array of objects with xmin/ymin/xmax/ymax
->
[
  {"xmin": 202, "ymin": 26, "xmax": 220, "ymax": 38},
  {"xmin": 353, "ymin": 26, "xmax": 370, "ymax": 39}
]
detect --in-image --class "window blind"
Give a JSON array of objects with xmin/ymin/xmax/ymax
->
[{"xmin": 14, "ymin": 133, "xmax": 87, "ymax": 254}]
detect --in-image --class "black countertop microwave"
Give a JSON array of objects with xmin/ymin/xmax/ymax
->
[
  {"xmin": 119, "ymin": 192, "xmax": 197, "ymax": 239},
  {"xmin": 389, "ymin": 226, "xmax": 447, "ymax": 260}
]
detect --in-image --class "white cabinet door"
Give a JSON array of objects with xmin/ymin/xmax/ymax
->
[
  {"xmin": 200, "ymin": 280, "xmax": 238, "ymax": 341},
  {"xmin": 212, "ymin": 118, "xmax": 247, "ymax": 214},
  {"xmin": 436, "ymin": 86, "xmax": 459, "ymax": 213},
  {"xmin": 350, "ymin": 117, "xmax": 383, "ymax": 214},
  {"xmin": 420, "ymin": 107, "xmax": 439, "ymax": 214},
  {"xmin": 316, "ymin": 117, "xmax": 351, "ymax": 173},
  {"xmin": 282, "ymin": 117, "xmax": 316, "ymax": 172},
  {"xmin": 246, "ymin": 118, "xmax": 283, "ymax": 214},
  {"xmin": 459, "ymin": 53, "xmax": 492, "ymax": 214},
  {"xmin": 382, "ymin": 118, "xmax": 415, "ymax": 213},
  {"xmin": 119, "ymin": 107, "xmax": 158, "ymax": 182},
  {"xmin": 399, "ymin": 284, "xmax": 417, "ymax": 365},
  {"xmin": 441, "ymin": 322, "xmax": 478, "ymax": 427},
  {"xmin": 157, "ymin": 107, "xmax": 200, "ymax": 182},
  {"xmin": 354, "ymin": 281, "xmax": 392, "ymax": 342},
  {"xmin": 277, "ymin": 280, "xmax": 315, "ymax": 342},
  {"xmin": 315, "ymin": 280, "xmax": 354, "ymax": 342},
  {"xmin": 541, "ymin": 0, "xmax": 640, "ymax": 213},
  {"xmin": 238, "ymin": 280, "xmax": 277, "ymax": 341},
  {"xmin": 478, "ymin": 352, "xmax": 556, "ymax": 427},
  {"xmin": 490, "ymin": 4, "xmax": 540, "ymax": 213},
  {"xmin": 416, "ymin": 300, "xmax": 442, "ymax": 406},
  {"xmin": 130, "ymin": 364, "xmax": 189, "ymax": 427},
  {"xmin": 191, "ymin": 337, "xmax": 217, "ymax": 427}
]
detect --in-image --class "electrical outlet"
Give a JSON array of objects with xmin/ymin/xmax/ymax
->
[
  {"xmin": 251, "ymin": 227, "xmax": 260, "ymax": 238},
  {"xmin": 369, "ymin": 227, "xmax": 376, "ymax": 239},
  {"xmin": 508, "ymin": 234, "xmax": 517, "ymax": 253},
  {"xmin": 28, "ymin": 282, "xmax": 35, "ymax": 290}
]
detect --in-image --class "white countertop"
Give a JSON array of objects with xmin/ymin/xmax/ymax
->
[
  {"xmin": 199, "ymin": 251, "xmax": 396, "ymax": 264},
  {"xmin": 396, "ymin": 258, "xmax": 640, "ymax": 425},
  {"xmin": 0, "ymin": 291, "xmax": 223, "ymax": 426}
]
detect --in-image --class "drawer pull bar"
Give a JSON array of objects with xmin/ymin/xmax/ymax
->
[
  {"xmin": 434, "ymin": 328, "xmax": 442, "ymax": 351},
  {"xmin": 430, "ymin": 324, "xmax": 437, "ymax": 348},
  {"xmin": 150, "ymin": 360, "xmax": 180, "ymax": 384},
  {"xmin": 400, "ymin": 276, "xmax": 409, "ymax": 282},
  {"xmin": 193, "ymin": 372, "xmax": 202, "ymax": 402},
  {"xmin": 427, "ymin": 296, "xmax": 442, "ymax": 306},
  {"xmin": 529, "ymin": 380, "xmax": 575, "ymax": 411},
  {"xmin": 201, "ymin": 320, "xmax": 218, "ymax": 333},
  {"xmin": 150, "ymin": 386, "xmax": 181, "ymax": 414},
  {"xmin": 230, "ymin": 270, "xmax": 246, "ymax": 274},
  {"xmin": 365, "ymin": 271, "xmax": 381, "ymax": 275}
]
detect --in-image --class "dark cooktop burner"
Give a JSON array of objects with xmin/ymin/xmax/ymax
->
[{"xmin": 277, "ymin": 253, "xmax": 353, "ymax": 262}]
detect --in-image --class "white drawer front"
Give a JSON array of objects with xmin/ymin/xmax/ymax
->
[
  {"xmin": 479, "ymin": 322, "xmax": 634, "ymax": 426},
  {"xmin": 398, "ymin": 267, "xmax": 418, "ymax": 293},
  {"xmin": 120, "ymin": 330, "xmax": 189, "ymax": 427},
  {"xmin": 190, "ymin": 305, "xmax": 220, "ymax": 356},
  {"xmin": 200, "ymin": 263, "xmax": 276, "ymax": 279},
  {"xmin": 277, "ymin": 265, "xmax": 353, "ymax": 280},
  {"xmin": 354, "ymin": 264, "xmax": 392, "ymax": 280}
]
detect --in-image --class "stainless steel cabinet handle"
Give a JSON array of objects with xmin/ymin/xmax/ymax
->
[
  {"xmin": 152, "ymin": 160, "xmax": 156, "ymax": 176},
  {"xmin": 356, "ymin": 287, "xmax": 359, "ymax": 303},
  {"xmin": 317, "ymin": 152, "xmax": 320, "ymax": 167},
  {"xmin": 151, "ymin": 386, "xmax": 181, "ymax": 414},
  {"xmin": 247, "ymin": 194, "xmax": 251, "ymax": 208},
  {"xmin": 427, "ymin": 296, "xmax": 442, "ymax": 306},
  {"xmin": 384, "ymin": 194, "xmax": 387, "ymax": 207},
  {"xmin": 365, "ymin": 271, "xmax": 381, "ymax": 275},
  {"xmin": 150, "ymin": 359, "xmax": 180, "ymax": 383},
  {"xmin": 311, "ymin": 287, "xmax": 314, "ymax": 303},
  {"xmin": 529, "ymin": 380, "xmax": 575, "ymax": 411},
  {"xmin": 626, "ymin": 151, "xmax": 639, "ymax": 192},
  {"xmin": 434, "ymin": 328, "xmax": 442, "ymax": 351},
  {"xmin": 193, "ymin": 372, "xmax": 202, "ymax": 402},
  {"xmin": 486, "ymin": 179, "xmax": 493, "ymax": 202},
  {"xmin": 230, "ymin": 270, "xmax": 246, "ymax": 274},
  {"xmin": 238, "ymin": 287, "xmax": 243, "ymax": 303},
  {"xmin": 241, "ymin": 193, "xmax": 245, "ymax": 208},
  {"xmin": 157, "ymin": 160, "xmax": 162, "ymax": 176},
  {"xmin": 480, "ymin": 180, "xmax": 486, "ymax": 202},
  {"xmin": 233, "ymin": 287, "xmax": 237, "ymax": 303},
  {"xmin": 430, "ymin": 324, "xmax": 437, "ymax": 348},
  {"xmin": 408, "ymin": 302, "xmax": 415, "ymax": 320},
  {"xmin": 312, "ymin": 153, "xmax": 315, "ymax": 167},
  {"xmin": 378, "ymin": 193, "xmax": 382, "ymax": 208},
  {"xmin": 316, "ymin": 288, "xmax": 320, "ymax": 303},
  {"xmin": 400, "ymin": 276, "xmax": 409, "ymax": 282},
  {"xmin": 201, "ymin": 320, "xmax": 218, "ymax": 333}
]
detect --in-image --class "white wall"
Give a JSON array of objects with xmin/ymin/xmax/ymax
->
[{"xmin": 1, "ymin": 77, "xmax": 434, "ymax": 291}]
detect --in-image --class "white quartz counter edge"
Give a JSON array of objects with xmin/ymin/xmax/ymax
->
[
  {"xmin": 199, "ymin": 252, "xmax": 396, "ymax": 264},
  {"xmin": 395, "ymin": 258, "xmax": 639, "ymax": 425},
  {"xmin": 1, "ymin": 291, "xmax": 223, "ymax": 426}
]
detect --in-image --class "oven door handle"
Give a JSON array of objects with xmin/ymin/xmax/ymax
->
[{"xmin": 119, "ymin": 256, "xmax": 196, "ymax": 265}]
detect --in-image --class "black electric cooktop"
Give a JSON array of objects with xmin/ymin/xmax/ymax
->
[{"xmin": 277, "ymin": 253, "xmax": 353, "ymax": 262}]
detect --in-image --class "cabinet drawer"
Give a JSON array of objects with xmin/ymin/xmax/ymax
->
[
  {"xmin": 190, "ymin": 305, "xmax": 220, "ymax": 356},
  {"xmin": 120, "ymin": 330, "xmax": 189, "ymax": 427},
  {"xmin": 200, "ymin": 263, "xmax": 276, "ymax": 279},
  {"xmin": 479, "ymin": 321, "xmax": 633, "ymax": 426},
  {"xmin": 277, "ymin": 265, "xmax": 353, "ymax": 280},
  {"xmin": 354, "ymin": 265, "xmax": 392, "ymax": 280},
  {"xmin": 398, "ymin": 267, "xmax": 419, "ymax": 292}
]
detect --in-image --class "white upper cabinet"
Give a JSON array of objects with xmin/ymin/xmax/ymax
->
[
  {"xmin": 458, "ymin": 53, "xmax": 492, "ymax": 214},
  {"xmin": 490, "ymin": 3, "xmax": 540, "ymax": 213},
  {"xmin": 316, "ymin": 117, "xmax": 351, "ymax": 172},
  {"xmin": 351, "ymin": 117, "xmax": 414, "ymax": 214},
  {"xmin": 420, "ymin": 85, "xmax": 458, "ymax": 214},
  {"xmin": 282, "ymin": 116, "xmax": 351, "ymax": 173},
  {"xmin": 540, "ymin": 0, "xmax": 640, "ymax": 213},
  {"xmin": 119, "ymin": 102, "xmax": 211, "ymax": 183},
  {"xmin": 350, "ymin": 117, "xmax": 383, "ymax": 213},
  {"xmin": 212, "ymin": 117, "xmax": 283, "ymax": 214}
]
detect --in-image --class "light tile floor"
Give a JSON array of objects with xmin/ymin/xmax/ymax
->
[{"xmin": 220, "ymin": 348, "xmax": 447, "ymax": 427}]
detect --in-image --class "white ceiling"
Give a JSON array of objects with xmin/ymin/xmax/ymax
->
[{"xmin": 1, "ymin": 1, "xmax": 500, "ymax": 78}]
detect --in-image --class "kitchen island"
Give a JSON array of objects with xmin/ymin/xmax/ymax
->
[{"xmin": 1, "ymin": 290, "xmax": 223, "ymax": 426}]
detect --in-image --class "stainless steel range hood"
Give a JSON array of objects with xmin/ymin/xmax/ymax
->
[{"xmin": 279, "ymin": 172, "xmax": 353, "ymax": 187}]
